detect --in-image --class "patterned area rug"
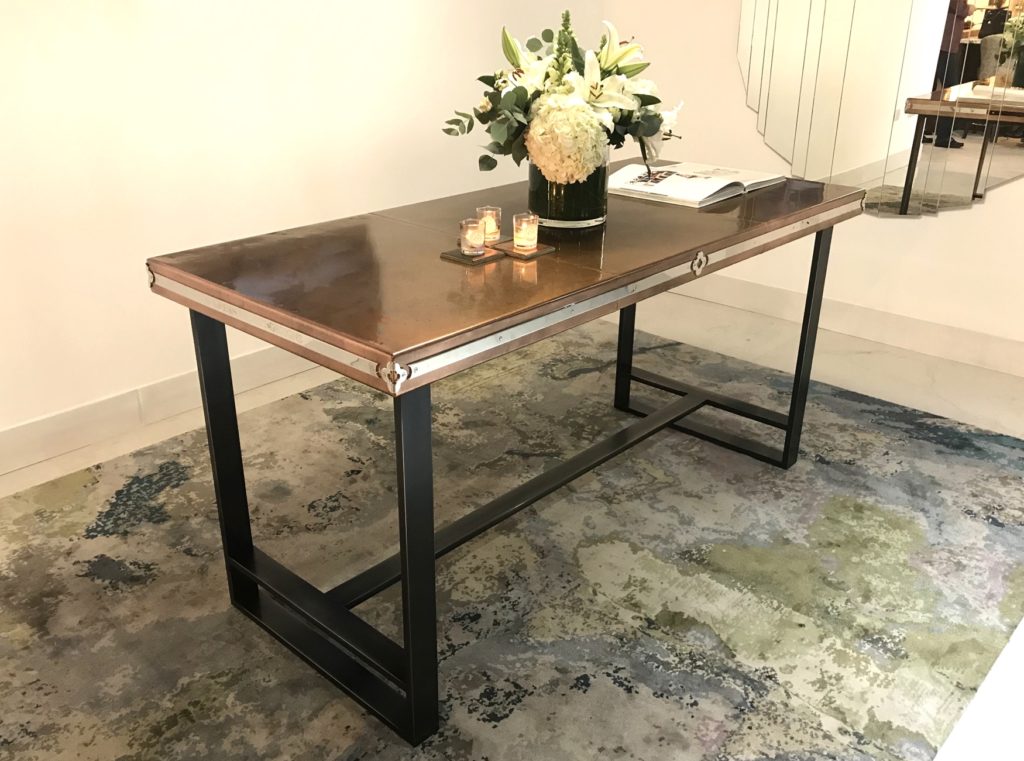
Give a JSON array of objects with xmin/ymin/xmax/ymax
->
[{"xmin": 2, "ymin": 321, "xmax": 1022, "ymax": 761}]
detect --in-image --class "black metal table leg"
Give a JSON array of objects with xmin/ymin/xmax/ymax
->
[
  {"xmin": 394, "ymin": 386, "xmax": 439, "ymax": 743},
  {"xmin": 190, "ymin": 309, "xmax": 440, "ymax": 744},
  {"xmin": 900, "ymin": 115, "xmax": 926, "ymax": 215},
  {"xmin": 614, "ymin": 305, "xmax": 636, "ymax": 411},
  {"xmin": 781, "ymin": 227, "xmax": 832, "ymax": 468},
  {"xmin": 616, "ymin": 226, "xmax": 834, "ymax": 470},
  {"xmin": 191, "ymin": 311, "xmax": 259, "ymax": 610},
  {"xmin": 973, "ymin": 120, "xmax": 996, "ymax": 200}
]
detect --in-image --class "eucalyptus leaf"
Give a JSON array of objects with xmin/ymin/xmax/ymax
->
[
  {"xmin": 445, "ymin": 118, "xmax": 464, "ymax": 127},
  {"xmin": 635, "ymin": 94, "xmax": 661, "ymax": 107},
  {"xmin": 526, "ymin": 37, "xmax": 543, "ymax": 52},
  {"xmin": 479, "ymin": 155, "xmax": 498, "ymax": 171},
  {"xmin": 639, "ymin": 112, "xmax": 662, "ymax": 137},
  {"xmin": 454, "ymin": 110, "xmax": 473, "ymax": 120},
  {"xmin": 477, "ymin": 74, "xmax": 496, "ymax": 87},
  {"xmin": 490, "ymin": 119, "xmax": 508, "ymax": 143},
  {"xmin": 511, "ymin": 138, "xmax": 528, "ymax": 165},
  {"xmin": 541, "ymin": 28, "xmax": 554, "ymax": 43},
  {"xmin": 513, "ymin": 86, "xmax": 529, "ymax": 108},
  {"xmin": 442, "ymin": 127, "xmax": 459, "ymax": 136},
  {"xmin": 499, "ymin": 90, "xmax": 517, "ymax": 111}
]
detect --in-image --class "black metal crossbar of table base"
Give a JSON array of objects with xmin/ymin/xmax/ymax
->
[
  {"xmin": 187, "ymin": 226, "xmax": 832, "ymax": 745},
  {"xmin": 615, "ymin": 227, "xmax": 832, "ymax": 469}
]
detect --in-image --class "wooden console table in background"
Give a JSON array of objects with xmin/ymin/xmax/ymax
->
[{"xmin": 147, "ymin": 174, "xmax": 864, "ymax": 743}]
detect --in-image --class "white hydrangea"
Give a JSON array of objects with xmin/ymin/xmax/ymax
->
[{"xmin": 525, "ymin": 92, "xmax": 609, "ymax": 184}]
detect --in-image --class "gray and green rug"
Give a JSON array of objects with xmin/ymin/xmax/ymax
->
[{"xmin": 2, "ymin": 322, "xmax": 1022, "ymax": 761}]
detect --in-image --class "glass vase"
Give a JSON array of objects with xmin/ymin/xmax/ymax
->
[{"xmin": 528, "ymin": 161, "xmax": 609, "ymax": 229}]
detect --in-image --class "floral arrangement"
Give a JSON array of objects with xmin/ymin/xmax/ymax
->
[
  {"xmin": 443, "ymin": 11, "xmax": 680, "ymax": 185},
  {"xmin": 1007, "ymin": 16, "xmax": 1024, "ymax": 60}
]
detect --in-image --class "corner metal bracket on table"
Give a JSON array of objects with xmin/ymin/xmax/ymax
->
[{"xmin": 188, "ymin": 226, "xmax": 832, "ymax": 744}]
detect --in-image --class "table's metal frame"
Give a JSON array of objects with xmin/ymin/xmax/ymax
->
[{"xmin": 188, "ymin": 225, "xmax": 834, "ymax": 745}]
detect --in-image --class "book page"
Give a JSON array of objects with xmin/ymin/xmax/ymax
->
[{"xmin": 610, "ymin": 164, "xmax": 739, "ymax": 205}]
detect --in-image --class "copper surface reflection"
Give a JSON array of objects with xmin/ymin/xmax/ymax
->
[
  {"xmin": 538, "ymin": 224, "xmax": 606, "ymax": 270},
  {"xmin": 513, "ymin": 260, "xmax": 538, "ymax": 286}
]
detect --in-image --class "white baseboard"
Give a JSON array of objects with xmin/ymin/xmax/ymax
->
[
  {"xmin": 0, "ymin": 346, "xmax": 316, "ymax": 476},
  {"xmin": 4, "ymin": 278, "xmax": 1021, "ymax": 478},
  {"xmin": 673, "ymin": 274, "xmax": 1024, "ymax": 379}
]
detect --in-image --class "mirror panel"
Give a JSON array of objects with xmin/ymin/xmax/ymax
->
[{"xmin": 763, "ymin": 0, "xmax": 814, "ymax": 163}]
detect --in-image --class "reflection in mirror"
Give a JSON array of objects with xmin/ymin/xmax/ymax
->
[{"xmin": 738, "ymin": 0, "xmax": 1024, "ymax": 218}]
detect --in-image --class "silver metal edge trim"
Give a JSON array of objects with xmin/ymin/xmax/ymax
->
[
  {"xmin": 537, "ymin": 216, "xmax": 607, "ymax": 229},
  {"xmin": 407, "ymin": 200, "xmax": 859, "ymax": 383},
  {"xmin": 151, "ymin": 273, "xmax": 386, "ymax": 387}
]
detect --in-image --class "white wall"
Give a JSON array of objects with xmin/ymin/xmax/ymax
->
[
  {"xmin": 3, "ymin": 0, "xmax": 1022, "ymax": 448},
  {"xmin": 0, "ymin": 0, "xmax": 606, "ymax": 432}
]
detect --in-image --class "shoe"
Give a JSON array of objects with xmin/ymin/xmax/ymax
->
[
  {"xmin": 935, "ymin": 138, "xmax": 964, "ymax": 149},
  {"xmin": 922, "ymin": 134, "xmax": 934, "ymax": 144}
]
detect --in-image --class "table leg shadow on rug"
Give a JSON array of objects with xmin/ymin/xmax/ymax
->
[{"xmin": 2, "ymin": 321, "xmax": 1022, "ymax": 761}]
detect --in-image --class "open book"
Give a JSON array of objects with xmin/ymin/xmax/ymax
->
[{"xmin": 608, "ymin": 162, "xmax": 786, "ymax": 208}]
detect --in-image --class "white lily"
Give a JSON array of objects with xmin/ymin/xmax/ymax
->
[
  {"xmin": 660, "ymin": 101, "xmax": 684, "ymax": 133},
  {"xmin": 597, "ymin": 20, "xmax": 644, "ymax": 71},
  {"xmin": 623, "ymin": 77, "xmax": 659, "ymax": 99},
  {"xmin": 512, "ymin": 54, "xmax": 553, "ymax": 95},
  {"xmin": 566, "ymin": 50, "xmax": 640, "ymax": 128}
]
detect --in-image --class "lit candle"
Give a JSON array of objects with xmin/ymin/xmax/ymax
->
[
  {"xmin": 460, "ymin": 218, "xmax": 486, "ymax": 255},
  {"xmin": 513, "ymin": 212, "xmax": 539, "ymax": 252},
  {"xmin": 477, "ymin": 206, "xmax": 502, "ymax": 243}
]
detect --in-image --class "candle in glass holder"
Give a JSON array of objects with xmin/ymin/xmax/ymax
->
[
  {"xmin": 476, "ymin": 206, "xmax": 502, "ymax": 243},
  {"xmin": 513, "ymin": 212, "xmax": 539, "ymax": 252},
  {"xmin": 459, "ymin": 218, "xmax": 486, "ymax": 255}
]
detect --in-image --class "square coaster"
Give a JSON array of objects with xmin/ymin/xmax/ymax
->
[
  {"xmin": 440, "ymin": 247, "xmax": 505, "ymax": 266},
  {"xmin": 491, "ymin": 240, "xmax": 558, "ymax": 260}
]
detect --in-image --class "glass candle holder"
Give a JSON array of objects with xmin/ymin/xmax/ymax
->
[
  {"xmin": 459, "ymin": 218, "xmax": 486, "ymax": 255},
  {"xmin": 513, "ymin": 212, "xmax": 539, "ymax": 252},
  {"xmin": 476, "ymin": 206, "xmax": 502, "ymax": 243}
]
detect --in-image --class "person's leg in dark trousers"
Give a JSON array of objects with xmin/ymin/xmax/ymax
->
[{"xmin": 935, "ymin": 50, "xmax": 963, "ymax": 147}]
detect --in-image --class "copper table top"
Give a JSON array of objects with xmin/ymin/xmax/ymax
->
[{"xmin": 148, "ymin": 173, "xmax": 864, "ymax": 395}]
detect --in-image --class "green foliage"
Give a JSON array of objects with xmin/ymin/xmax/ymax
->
[
  {"xmin": 634, "ymin": 93, "xmax": 661, "ymax": 108},
  {"xmin": 569, "ymin": 36, "xmax": 585, "ymax": 75},
  {"xmin": 442, "ymin": 111, "xmax": 474, "ymax": 136},
  {"xmin": 551, "ymin": 10, "xmax": 575, "ymax": 83},
  {"xmin": 525, "ymin": 37, "xmax": 543, "ymax": 53},
  {"xmin": 501, "ymin": 26, "xmax": 521, "ymax": 68},
  {"xmin": 541, "ymin": 28, "xmax": 554, "ymax": 43},
  {"xmin": 479, "ymin": 155, "xmax": 498, "ymax": 171},
  {"xmin": 618, "ymin": 61, "xmax": 650, "ymax": 78}
]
